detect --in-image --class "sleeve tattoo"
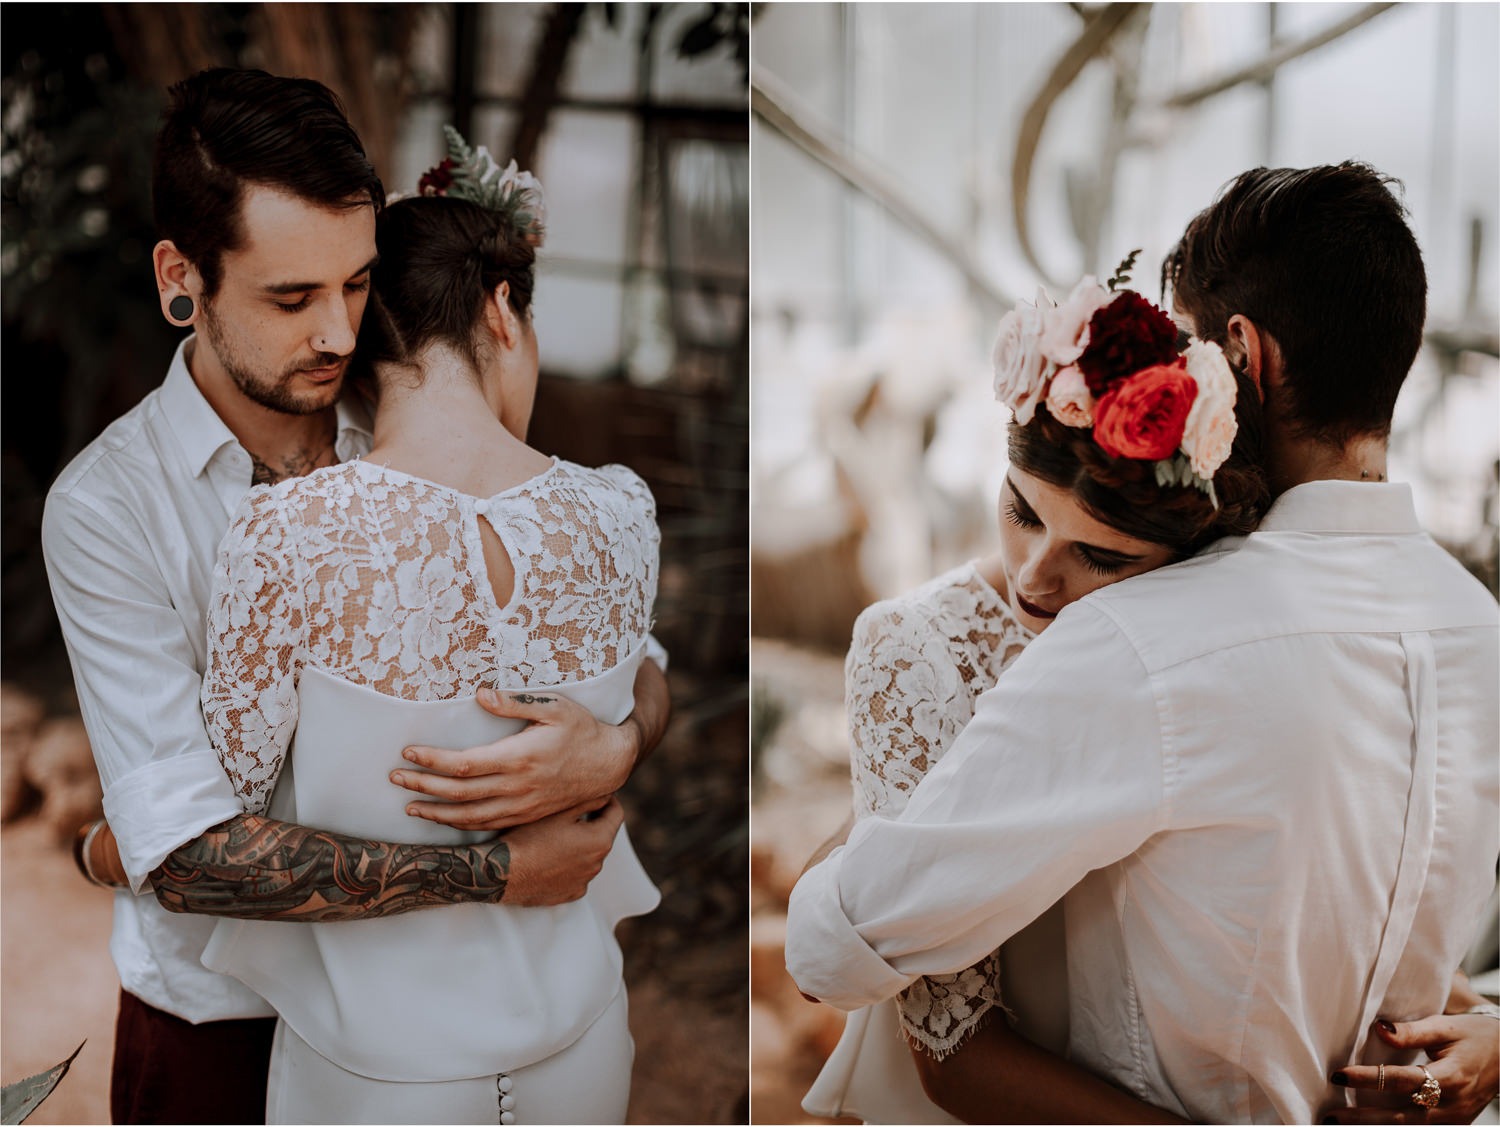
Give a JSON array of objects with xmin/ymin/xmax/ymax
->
[{"xmin": 150, "ymin": 813, "xmax": 509, "ymax": 921}]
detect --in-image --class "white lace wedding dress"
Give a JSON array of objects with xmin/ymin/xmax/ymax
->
[
  {"xmin": 802, "ymin": 563, "xmax": 1071, "ymax": 1124},
  {"xmin": 198, "ymin": 457, "xmax": 661, "ymax": 1125}
]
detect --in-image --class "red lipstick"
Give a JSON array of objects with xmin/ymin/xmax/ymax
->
[{"xmin": 1015, "ymin": 593, "xmax": 1057, "ymax": 620}]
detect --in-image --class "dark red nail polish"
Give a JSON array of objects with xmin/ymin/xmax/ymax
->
[
  {"xmin": 1376, "ymin": 1019, "xmax": 1396, "ymax": 1034},
  {"xmin": 1331, "ymin": 1071, "xmax": 1349, "ymax": 1085}
]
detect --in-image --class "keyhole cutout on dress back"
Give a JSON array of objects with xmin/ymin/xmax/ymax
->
[{"xmin": 475, "ymin": 511, "xmax": 516, "ymax": 610}]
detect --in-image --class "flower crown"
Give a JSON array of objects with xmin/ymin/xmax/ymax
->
[
  {"xmin": 992, "ymin": 250, "xmax": 1238, "ymax": 507},
  {"xmin": 417, "ymin": 125, "xmax": 546, "ymax": 248}
]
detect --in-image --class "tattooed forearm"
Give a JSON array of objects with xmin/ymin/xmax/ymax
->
[{"xmin": 150, "ymin": 814, "xmax": 508, "ymax": 921}]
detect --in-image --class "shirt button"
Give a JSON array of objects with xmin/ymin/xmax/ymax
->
[
  {"xmin": 500, "ymin": 1113, "xmax": 516, "ymax": 1125},
  {"xmin": 475, "ymin": 499, "xmax": 490, "ymax": 517},
  {"xmin": 499, "ymin": 1094, "xmax": 516, "ymax": 1111},
  {"xmin": 497, "ymin": 1075, "xmax": 513, "ymax": 1094}
]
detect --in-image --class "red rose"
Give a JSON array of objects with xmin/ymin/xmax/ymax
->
[
  {"xmin": 418, "ymin": 158, "xmax": 456, "ymax": 196},
  {"xmin": 1092, "ymin": 362, "xmax": 1198, "ymax": 461},
  {"xmin": 1077, "ymin": 291, "xmax": 1180, "ymax": 397}
]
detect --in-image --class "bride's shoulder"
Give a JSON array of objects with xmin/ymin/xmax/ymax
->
[
  {"xmin": 550, "ymin": 459, "xmax": 657, "ymax": 513},
  {"xmin": 853, "ymin": 563, "xmax": 1012, "ymax": 641}
]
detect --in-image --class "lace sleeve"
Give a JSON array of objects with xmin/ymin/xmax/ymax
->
[
  {"xmin": 844, "ymin": 597, "xmax": 1005, "ymax": 1060},
  {"xmin": 846, "ymin": 600, "xmax": 977, "ymax": 819},
  {"xmin": 201, "ymin": 487, "xmax": 304, "ymax": 815}
]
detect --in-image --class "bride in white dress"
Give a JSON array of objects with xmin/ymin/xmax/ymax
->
[
  {"xmin": 803, "ymin": 275, "xmax": 1272, "ymax": 1123},
  {"xmin": 197, "ymin": 141, "xmax": 659, "ymax": 1123}
]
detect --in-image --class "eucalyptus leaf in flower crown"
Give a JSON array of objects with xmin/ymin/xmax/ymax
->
[{"xmin": 416, "ymin": 126, "xmax": 547, "ymax": 248}]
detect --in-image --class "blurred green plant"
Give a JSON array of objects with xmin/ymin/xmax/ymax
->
[{"xmin": 0, "ymin": 1042, "xmax": 83, "ymax": 1125}]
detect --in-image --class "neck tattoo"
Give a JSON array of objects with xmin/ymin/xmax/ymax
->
[{"xmin": 248, "ymin": 439, "xmax": 338, "ymax": 485}]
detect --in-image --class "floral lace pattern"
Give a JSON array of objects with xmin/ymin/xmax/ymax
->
[
  {"xmin": 203, "ymin": 458, "xmax": 659, "ymax": 813},
  {"xmin": 844, "ymin": 563, "xmax": 1033, "ymax": 1058}
]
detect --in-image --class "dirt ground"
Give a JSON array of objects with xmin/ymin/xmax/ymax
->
[
  {"xmin": 1, "ymin": 660, "xmax": 749, "ymax": 1126},
  {"xmin": 0, "ymin": 815, "xmax": 747, "ymax": 1125},
  {"xmin": 748, "ymin": 639, "xmax": 863, "ymax": 1126}
]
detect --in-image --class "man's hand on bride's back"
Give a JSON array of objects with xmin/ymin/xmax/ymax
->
[
  {"xmin": 391, "ymin": 689, "xmax": 640, "ymax": 831},
  {"xmin": 499, "ymin": 796, "xmax": 624, "ymax": 906}
]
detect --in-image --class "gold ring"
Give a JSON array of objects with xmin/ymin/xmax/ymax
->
[
  {"xmin": 1377, "ymin": 1063, "xmax": 1385, "ymax": 1092},
  {"xmin": 1411, "ymin": 1065, "xmax": 1441, "ymax": 1108}
]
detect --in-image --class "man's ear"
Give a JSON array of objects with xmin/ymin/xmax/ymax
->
[
  {"xmin": 1226, "ymin": 313, "xmax": 1278, "ymax": 404},
  {"xmin": 483, "ymin": 281, "xmax": 519, "ymax": 350},
  {"xmin": 153, "ymin": 240, "xmax": 203, "ymax": 326}
]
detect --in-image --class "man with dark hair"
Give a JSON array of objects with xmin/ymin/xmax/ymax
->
[
  {"xmin": 1164, "ymin": 161, "xmax": 1428, "ymax": 466},
  {"xmin": 787, "ymin": 163, "xmax": 1498, "ymax": 1122},
  {"xmin": 43, "ymin": 68, "xmax": 668, "ymax": 1124}
]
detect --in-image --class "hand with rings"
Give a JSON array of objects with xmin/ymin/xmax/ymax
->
[{"xmin": 1324, "ymin": 1014, "xmax": 1500, "ymax": 1123}]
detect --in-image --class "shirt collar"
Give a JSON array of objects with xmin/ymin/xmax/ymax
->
[
  {"xmin": 1257, "ymin": 480, "xmax": 1422, "ymax": 536},
  {"xmin": 159, "ymin": 335, "xmax": 375, "ymax": 476},
  {"xmin": 159, "ymin": 337, "xmax": 237, "ymax": 477}
]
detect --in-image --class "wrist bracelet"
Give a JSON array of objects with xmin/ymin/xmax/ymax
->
[{"xmin": 1463, "ymin": 1003, "xmax": 1500, "ymax": 1019}]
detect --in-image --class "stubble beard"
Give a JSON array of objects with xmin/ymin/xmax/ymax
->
[{"xmin": 199, "ymin": 299, "xmax": 345, "ymax": 417}]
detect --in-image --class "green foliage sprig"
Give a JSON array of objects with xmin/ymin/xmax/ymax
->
[{"xmin": 1106, "ymin": 248, "xmax": 1142, "ymax": 292}]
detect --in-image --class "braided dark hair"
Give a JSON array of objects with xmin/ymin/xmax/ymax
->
[
  {"xmin": 355, "ymin": 195, "xmax": 535, "ymax": 387},
  {"xmin": 1007, "ymin": 366, "xmax": 1270, "ymax": 557}
]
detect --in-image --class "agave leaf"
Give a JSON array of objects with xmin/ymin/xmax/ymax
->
[{"xmin": 1, "ymin": 1042, "xmax": 84, "ymax": 1125}]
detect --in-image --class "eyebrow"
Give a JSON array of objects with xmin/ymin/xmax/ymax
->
[
  {"xmin": 1007, "ymin": 473, "xmax": 1148, "ymax": 561},
  {"xmin": 261, "ymin": 254, "xmax": 379, "ymax": 296}
]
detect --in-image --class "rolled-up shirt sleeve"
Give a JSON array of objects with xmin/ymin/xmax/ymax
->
[
  {"xmin": 785, "ymin": 601, "xmax": 1170, "ymax": 1010},
  {"xmin": 42, "ymin": 489, "xmax": 243, "ymax": 892}
]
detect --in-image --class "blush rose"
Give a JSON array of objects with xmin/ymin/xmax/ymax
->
[
  {"xmin": 992, "ymin": 287, "xmax": 1055, "ymax": 425},
  {"xmin": 1180, "ymin": 339, "xmax": 1239, "ymax": 478},
  {"xmin": 1045, "ymin": 364, "xmax": 1094, "ymax": 427},
  {"xmin": 1039, "ymin": 275, "xmax": 1112, "ymax": 367}
]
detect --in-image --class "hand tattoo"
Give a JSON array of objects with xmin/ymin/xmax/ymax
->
[
  {"xmin": 510, "ymin": 693, "xmax": 556, "ymax": 704},
  {"xmin": 151, "ymin": 814, "xmax": 509, "ymax": 921}
]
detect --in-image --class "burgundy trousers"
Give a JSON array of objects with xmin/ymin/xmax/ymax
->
[{"xmin": 110, "ymin": 990, "xmax": 276, "ymax": 1125}]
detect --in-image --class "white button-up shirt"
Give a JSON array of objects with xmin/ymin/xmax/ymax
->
[
  {"xmin": 787, "ymin": 482, "xmax": 1499, "ymax": 1124},
  {"xmin": 42, "ymin": 338, "xmax": 373, "ymax": 1022}
]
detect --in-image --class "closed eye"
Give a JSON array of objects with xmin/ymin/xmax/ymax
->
[
  {"xmin": 1004, "ymin": 498, "xmax": 1041, "ymax": 529},
  {"xmin": 1077, "ymin": 546, "xmax": 1131, "ymax": 575}
]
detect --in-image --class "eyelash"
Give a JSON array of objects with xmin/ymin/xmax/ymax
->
[
  {"xmin": 1004, "ymin": 499, "xmax": 1040, "ymax": 529},
  {"xmin": 274, "ymin": 279, "xmax": 370, "ymax": 314},
  {"xmin": 1005, "ymin": 500, "xmax": 1130, "ymax": 576},
  {"xmin": 1078, "ymin": 549, "xmax": 1127, "ymax": 577}
]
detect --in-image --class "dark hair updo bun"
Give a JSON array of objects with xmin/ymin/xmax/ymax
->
[
  {"xmin": 1007, "ymin": 366, "xmax": 1270, "ymax": 557},
  {"xmin": 356, "ymin": 195, "xmax": 535, "ymax": 383}
]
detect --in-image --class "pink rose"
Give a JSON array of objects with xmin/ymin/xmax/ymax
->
[
  {"xmin": 1039, "ymin": 275, "xmax": 1112, "ymax": 367},
  {"xmin": 992, "ymin": 287, "xmax": 1055, "ymax": 424},
  {"xmin": 1045, "ymin": 364, "xmax": 1094, "ymax": 427},
  {"xmin": 1180, "ymin": 339, "xmax": 1239, "ymax": 478}
]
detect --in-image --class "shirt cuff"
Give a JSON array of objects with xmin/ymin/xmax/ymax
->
[
  {"xmin": 784, "ymin": 850, "xmax": 914, "ymax": 1011},
  {"xmin": 102, "ymin": 751, "xmax": 246, "ymax": 893},
  {"xmin": 644, "ymin": 633, "xmax": 669, "ymax": 673}
]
